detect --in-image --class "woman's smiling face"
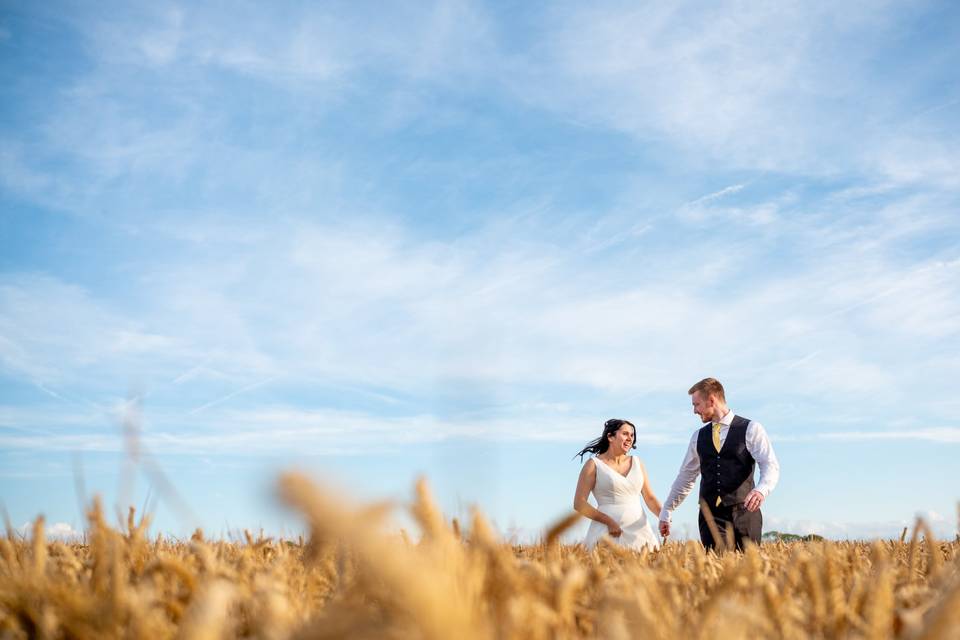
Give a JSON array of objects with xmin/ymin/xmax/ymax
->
[{"xmin": 608, "ymin": 423, "xmax": 635, "ymax": 454}]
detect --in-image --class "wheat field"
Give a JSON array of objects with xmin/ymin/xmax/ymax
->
[{"xmin": 1, "ymin": 474, "xmax": 958, "ymax": 639}]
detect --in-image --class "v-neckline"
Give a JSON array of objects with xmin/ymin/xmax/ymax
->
[{"xmin": 596, "ymin": 455, "xmax": 633, "ymax": 479}]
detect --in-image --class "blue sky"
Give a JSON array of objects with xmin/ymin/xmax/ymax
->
[{"xmin": 1, "ymin": 1, "xmax": 959, "ymax": 541}]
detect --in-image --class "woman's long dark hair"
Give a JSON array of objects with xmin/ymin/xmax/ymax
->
[{"xmin": 574, "ymin": 418, "xmax": 637, "ymax": 461}]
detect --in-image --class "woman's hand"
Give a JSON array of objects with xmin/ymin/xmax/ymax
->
[{"xmin": 606, "ymin": 520, "xmax": 623, "ymax": 538}]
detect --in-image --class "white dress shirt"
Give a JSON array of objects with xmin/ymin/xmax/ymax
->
[{"xmin": 658, "ymin": 410, "xmax": 780, "ymax": 523}]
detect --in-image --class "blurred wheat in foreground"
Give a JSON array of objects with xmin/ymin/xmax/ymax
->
[{"xmin": 2, "ymin": 475, "xmax": 959, "ymax": 639}]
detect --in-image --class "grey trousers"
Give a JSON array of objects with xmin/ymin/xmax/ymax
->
[{"xmin": 699, "ymin": 502, "xmax": 762, "ymax": 551}]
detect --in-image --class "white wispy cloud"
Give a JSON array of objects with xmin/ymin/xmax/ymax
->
[
  {"xmin": 0, "ymin": 388, "xmax": 692, "ymax": 459},
  {"xmin": 685, "ymin": 184, "xmax": 746, "ymax": 207},
  {"xmin": 5, "ymin": 1, "xmax": 958, "ymax": 224},
  {"xmin": 764, "ymin": 514, "xmax": 958, "ymax": 541},
  {"xmin": 1, "ymin": 179, "xmax": 957, "ymax": 438},
  {"xmin": 496, "ymin": 1, "xmax": 960, "ymax": 186},
  {"xmin": 19, "ymin": 521, "xmax": 82, "ymax": 540},
  {"xmin": 0, "ymin": 273, "xmax": 192, "ymax": 387},
  {"xmin": 80, "ymin": 0, "xmax": 497, "ymax": 84},
  {"xmin": 816, "ymin": 428, "xmax": 960, "ymax": 443},
  {"xmin": 2, "ymin": 0, "xmax": 957, "ymax": 541},
  {"xmin": 188, "ymin": 377, "xmax": 279, "ymax": 415}
]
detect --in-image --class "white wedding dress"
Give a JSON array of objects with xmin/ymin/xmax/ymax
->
[{"xmin": 583, "ymin": 456, "xmax": 661, "ymax": 551}]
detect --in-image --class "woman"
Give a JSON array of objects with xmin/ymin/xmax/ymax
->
[{"xmin": 573, "ymin": 418, "xmax": 663, "ymax": 551}]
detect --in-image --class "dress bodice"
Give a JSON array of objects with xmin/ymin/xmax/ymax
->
[
  {"xmin": 583, "ymin": 455, "xmax": 660, "ymax": 551},
  {"xmin": 592, "ymin": 456, "xmax": 644, "ymax": 506}
]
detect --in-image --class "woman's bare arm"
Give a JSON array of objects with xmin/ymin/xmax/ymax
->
[
  {"xmin": 573, "ymin": 459, "xmax": 621, "ymax": 536},
  {"xmin": 640, "ymin": 463, "xmax": 663, "ymax": 516}
]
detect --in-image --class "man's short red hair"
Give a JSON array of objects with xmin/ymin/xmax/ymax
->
[{"xmin": 688, "ymin": 377, "xmax": 725, "ymax": 402}]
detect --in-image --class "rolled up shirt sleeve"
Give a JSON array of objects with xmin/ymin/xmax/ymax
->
[
  {"xmin": 746, "ymin": 420, "xmax": 779, "ymax": 497},
  {"xmin": 659, "ymin": 431, "xmax": 701, "ymax": 522}
]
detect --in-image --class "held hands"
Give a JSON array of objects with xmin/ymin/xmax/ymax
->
[
  {"xmin": 658, "ymin": 520, "xmax": 670, "ymax": 537},
  {"xmin": 745, "ymin": 489, "xmax": 765, "ymax": 512}
]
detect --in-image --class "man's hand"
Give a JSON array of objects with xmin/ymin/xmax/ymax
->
[
  {"xmin": 659, "ymin": 520, "xmax": 670, "ymax": 537},
  {"xmin": 745, "ymin": 489, "xmax": 765, "ymax": 512}
]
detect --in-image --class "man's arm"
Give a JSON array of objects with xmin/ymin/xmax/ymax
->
[
  {"xmin": 744, "ymin": 420, "xmax": 779, "ymax": 511},
  {"xmin": 658, "ymin": 432, "xmax": 701, "ymax": 527}
]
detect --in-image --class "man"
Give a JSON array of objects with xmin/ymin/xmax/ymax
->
[{"xmin": 658, "ymin": 378, "xmax": 779, "ymax": 551}]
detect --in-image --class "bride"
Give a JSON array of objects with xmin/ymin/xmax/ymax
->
[{"xmin": 573, "ymin": 418, "xmax": 663, "ymax": 551}]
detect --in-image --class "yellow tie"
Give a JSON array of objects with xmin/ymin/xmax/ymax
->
[{"xmin": 713, "ymin": 423, "xmax": 722, "ymax": 506}]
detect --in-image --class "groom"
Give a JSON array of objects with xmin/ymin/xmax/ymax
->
[{"xmin": 658, "ymin": 378, "xmax": 780, "ymax": 551}]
